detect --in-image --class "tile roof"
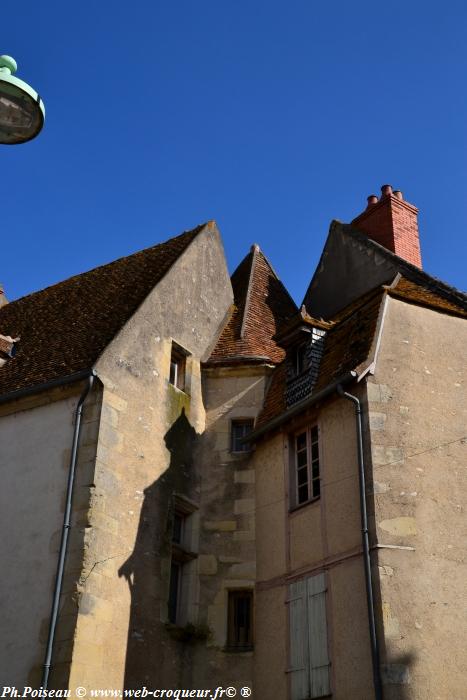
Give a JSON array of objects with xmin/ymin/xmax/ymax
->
[
  {"xmin": 0, "ymin": 224, "xmax": 205, "ymax": 398},
  {"xmin": 255, "ymin": 273, "xmax": 467, "ymax": 434},
  {"xmin": 386, "ymin": 275, "xmax": 467, "ymax": 318},
  {"xmin": 208, "ymin": 244, "xmax": 297, "ymax": 365},
  {"xmin": 256, "ymin": 288, "xmax": 384, "ymax": 429}
]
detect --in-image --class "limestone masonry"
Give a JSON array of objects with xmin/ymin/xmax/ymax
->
[{"xmin": 0, "ymin": 188, "xmax": 465, "ymax": 700}]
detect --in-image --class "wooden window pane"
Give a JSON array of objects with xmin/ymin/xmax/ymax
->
[
  {"xmin": 296, "ymin": 432, "xmax": 307, "ymax": 451},
  {"xmin": 169, "ymin": 345, "xmax": 186, "ymax": 391}
]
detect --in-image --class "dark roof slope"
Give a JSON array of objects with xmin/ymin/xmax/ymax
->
[
  {"xmin": 302, "ymin": 221, "xmax": 467, "ymax": 320},
  {"xmin": 0, "ymin": 224, "xmax": 205, "ymax": 397},
  {"xmin": 208, "ymin": 245, "xmax": 297, "ymax": 365},
  {"xmin": 346, "ymin": 224, "xmax": 467, "ymax": 306}
]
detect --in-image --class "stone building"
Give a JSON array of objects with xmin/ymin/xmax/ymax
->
[{"xmin": 0, "ymin": 187, "xmax": 465, "ymax": 700}]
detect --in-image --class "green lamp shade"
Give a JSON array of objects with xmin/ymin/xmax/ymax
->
[{"xmin": 0, "ymin": 56, "xmax": 45, "ymax": 145}]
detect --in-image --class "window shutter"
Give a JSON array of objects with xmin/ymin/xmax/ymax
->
[
  {"xmin": 287, "ymin": 580, "xmax": 309, "ymax": 700},
  {"xmin": 307, "ymin": 573, "xmax": 331, "ymax": 697}
]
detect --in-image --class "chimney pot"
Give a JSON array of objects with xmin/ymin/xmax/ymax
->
[{"xmin": 351, "ymin": 184, "xmax": 422, "ymax": 268}]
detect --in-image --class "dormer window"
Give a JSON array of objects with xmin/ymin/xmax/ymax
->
[{"xmin": 284, "ymin": 327, "xmax": 327, "ymax": 408}]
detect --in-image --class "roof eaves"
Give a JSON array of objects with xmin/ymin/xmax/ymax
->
[
  {"xmin": 0, "ymin": 368, "xmax": 96, "ymax": 407},
  {"xmin": 203, "ymin": 354, "xmax": 274, "ymax": 366},
  {"xmin": 246, "ymin": 370, "xmax": 357, "ymax": 443}
]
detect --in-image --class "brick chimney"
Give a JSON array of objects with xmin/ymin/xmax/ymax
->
[{"xmin": 351, "ymin": 184, "xmax": 422, "ymax": 268}]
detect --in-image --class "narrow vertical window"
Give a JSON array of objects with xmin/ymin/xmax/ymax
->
[
  {"xmin": 227, "ymin": 590, "xmax": 253, "ymax": 650},
  {"xmin": 293, "ymin": 426, "xmax": 320, "ymax": 507},
  {"xmin": 294, "ymin": 343, "xmax": 307, "ymax": 376},
  {"xmin": 167, "ymin": 498, "xmax": 198, "ymax": 626},
  {"xmin": 168, "ymin": 561, "xmax": 181, "ymax": 624}
]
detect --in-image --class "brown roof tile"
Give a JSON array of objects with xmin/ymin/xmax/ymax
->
[
  {"xmin": 387, "ymin": 276, "xmax": 467, "ymax": 318},
  {"xmin": 255, "ymin": 273, "xmax": 467, "ymax": 433},
  {"xmin": 208, "ymin": 245, "xmax": 297, "ymax": 365},
  {"xmin": 0, "ymin": 225, "xmax": 205, "ymax": 397},
  {"xmin": 256, "ymin": 290, "xmax": 383, "ymax": 429}
]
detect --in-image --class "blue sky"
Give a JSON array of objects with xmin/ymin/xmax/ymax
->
[{"xmin": 3, "ymin": 1, "xmax": 467, "ymax": 303}]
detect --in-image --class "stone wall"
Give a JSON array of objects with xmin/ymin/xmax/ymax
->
[
  {"xmin": 368, "ymin": 297, "xmax": 467, "ymax": 699},
  {"xmin": 0, "ymin": 382, "xmax": 102, "ymax": 687},
  {"xmin": 192, "ymin": 364, "xmax": 273, "ymax": 688},
  {"xmin": 253, "ymin": 396, "xmax": 374, "ymax": 699},
  {"xmin": 64, "ymin": 223, "xmax": 233, "ymax": 691}
]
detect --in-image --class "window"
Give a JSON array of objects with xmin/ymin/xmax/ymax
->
[
  {"xmin": 231, "ymin": 419, "xmax": 254, "ymax": 453},
  {"xmin": 169, "ymin": 342, "xmax": 187, "ymax": 391},
  {"xmin": 294, "ymin": 343, "xmax": 307, "ymax": 376},
  {"xmin": 227, "ymin": 590, "xmax": 253, "ymax": 651},
  {"xmin": 293, "ymin": 426, "xmax": 320, "ymax": 507},
  {"xmin": 287, "ymin": 573, "xmax": 330, "ymax": 699},
  {"xmin": 168, "ymin": 498, "xmax": 198, "ymax": 625}
]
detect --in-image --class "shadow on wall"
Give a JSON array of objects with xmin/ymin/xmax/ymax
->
[
  {"xmin": 118, "ymin": 408, "xmax": 200, "ymax": 690},
  {"xmin": 381, "ymin": 652, "xmax": 416, "ymax": 700},
  {"xmin": 361, "ymin": 399, "xmax": 416, "ymax": 700}
]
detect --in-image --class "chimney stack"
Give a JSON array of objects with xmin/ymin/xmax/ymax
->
[{"xmin": 351, "ymin": 185, "xmax": 422, "ymax": 268}]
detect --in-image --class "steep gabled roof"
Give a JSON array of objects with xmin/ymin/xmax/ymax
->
[
  {"xmin": 255, "ymin": 273, "xmax": 467, "ymax": 434},
  {"xmin": 0, "ymin": 224, "xmax": 206, "ymax": 398},
  {"xmin": 208, "ymin": 244, "xmax": 297, "ymax": 365},
  {"xmin": 303, "ymin": 221, "xmax": 467, "ymax": 320}
]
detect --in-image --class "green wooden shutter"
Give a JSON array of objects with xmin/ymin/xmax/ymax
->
[{"xmin": 307, "ymin": 573, "xmax": 331, "ymax": 697}]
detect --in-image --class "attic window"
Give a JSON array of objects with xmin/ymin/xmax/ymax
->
[
  {"xmin": 294, "ymin": 343, "xmax": 307, "ymax": 376},
  {"xmin": 169, "ymin": 342, "xmax": 188, "ymax": 392},
  {"xmin": 285, "ymin": 328, "xmax": 327, "ymax": 408}
]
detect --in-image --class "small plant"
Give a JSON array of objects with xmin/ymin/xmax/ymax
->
[{"xmin": 165, "ymin": 622, "xmax": 211, "ymax": 644}]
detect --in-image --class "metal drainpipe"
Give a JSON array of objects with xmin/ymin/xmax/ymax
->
[
  {"xmin": 41, "ymin": 372, "xmax": 95, "ymax": 689},
  {"xmin": 337, "ymin": 385, "xmax": 383, "ymax": 700}
]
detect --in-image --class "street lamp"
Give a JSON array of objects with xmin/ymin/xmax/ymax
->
[{"xmin": 0, "ymin": 55, "xmax": 45, "ymax": 144}]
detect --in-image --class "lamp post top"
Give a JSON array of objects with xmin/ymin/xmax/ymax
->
[{"xmin": 0, "ymin": 54, "xmax": 45, "ymax": 145}]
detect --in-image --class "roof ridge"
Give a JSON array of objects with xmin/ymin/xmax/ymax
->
[
  {"xmin": 239, "ymin": 245, "xmax": 259, "ymax": 340},
  {"xmin": 4, "ymin": 223, "xmax": 207, "ymax": 307},
  {"xmin": 253, "ymin": 245, "xmax": 299, "ymax": 312}
]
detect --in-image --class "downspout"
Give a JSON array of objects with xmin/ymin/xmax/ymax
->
[
  {"xmin": 41, "ymin": 372, "xmax": 96, "ymax": 689},
  {"xmin": 337, "ymin": 385, "xmax": 383, "ymax": 700}
]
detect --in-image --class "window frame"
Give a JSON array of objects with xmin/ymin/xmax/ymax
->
[
  {"xmin": 226, "ymin": 589, "xmax": 254, "ymax": 652},
  {"xmin": 293, "ymin": 342, "xmax": 308, "ymax": 377},
  {"xmin": 169, "ymin": 341, "xmax": 189, "ymax": 392},
  {"xmin": 290, "ymin": 425, "xmax": 321, "ymax": 510},
  {"xmin": 167, "ymin": 496, "xmax": 198, "ymax": 626},
  {"xmin": 230, "ymin": 418, "xmax": 255, "ymax": 454}
]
